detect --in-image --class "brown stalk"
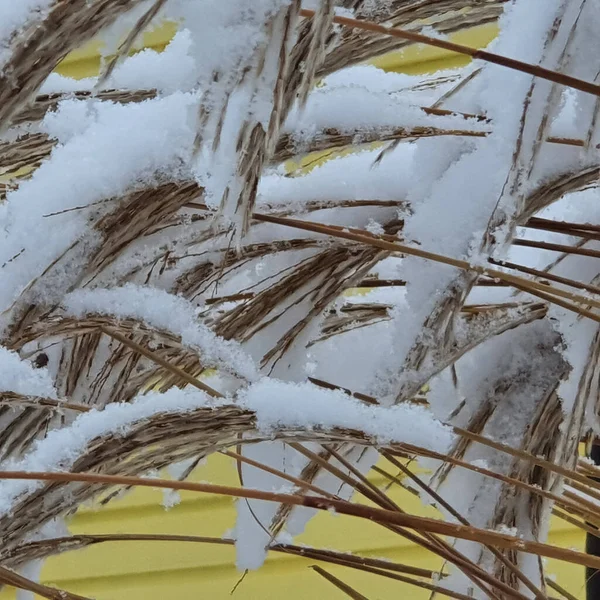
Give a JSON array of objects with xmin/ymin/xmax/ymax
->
[
  {"xmin": 300, "ymin": 9, "xmax": 600, "ymax": 97},
  {"xmin": 505, "ymin": 279, "xmax": 600, "ymax": 324},
  {"xmin": 220, "ymin": 449, "xmax": 338, "ymax": 499},
  {"xmin": 0, "ymin": 0, "xmax": 150, "ymax": 131},
  {"xmin": 578, "ymin": 458, "xmax": 600, "ymax": 474},
  {"xmin": 275, "ymin": 125, "xmax": 488, "ymax": 162},
  {"xmin": 307, "ymin": 377, "xmax": 378, "ymax": 405},
  {"xmin": 283, "ymin": 445, "xmax": 523, "ymax": 600},
  {"xmin": 454, "ymin": 427, "xmax": 600, "ymax": 496},
  {"xmin": 289, "ymin": 442, "xmax": 399, "ymax": 511},
  {"xmin": 11, "ymin": 89, "xmax": 157, "ymax": 126},
  {"xmin": 9, "ymin": 533, "xmax": 439, "ymax": 582},
  {"xmin": 371, "ymin": 464, "xmax": 420, "ymax": 497},
  {"xmin": 526, "ymin": 217, "xmax": 600, "ymax": 239},
  {"xmin": 552, "ymin": 508, "xmax": 600, "ymax": 538},
  {"xmin": 325, "ymin": 448, "xmax": 522, "ymax": 599},
  {"xmin": 272, "ymin": 545, "xmax": 438, "ymax": 581},
  {"xmin": 354, "ymin": 278, "xmax": 511, "ymax": 288},
  {"xmin": 12, "ymin": 531, "xmax": 484, "ymax": 599},
  {"xmin": 2, "ymin": 469, "xmax": 600, "ymax": 570},
  {"xmin": 554, "ymin": 498, "xmax": 600, "ymax": 532},
  {"xmin": 544, "ymin": 577, "xmax": 580, "ymax": 600},
  {"xmin": 0, "ymin": 109, "xmax": 591, "ymax": 177},
  {"xmin": 471, "ymin": 454, "xmax": 600, "ymax": 526},
  {"xmin": 564, "ymin": 483, "xmax": 600, "ymax": 510},
  {"xmin": 253, "ymin": 212, "xmax": 600, "ymax": 320},
  {"xmin": 0, "ymin": 394, "xmax": 90, "ymax": 413},
  {"xmin": 95, "ymin": 0, "xmax": 168, "ymax": 90},
  {"xmin": 489, "ymin": 258, "xmax": 600, "ymax": 297},
  {"xmin": 424, "ymin": 446, "xmax": 600, "ymax": 528},
  {"xmin": 311, "ymin": 565, "xmax": 371, "ymax": 600},
  {"xmin": 307, "ymin": 379, "xmax": 600, "ymax": 524},
  {"xmin": 281, "ymin": 125, "xmax": 594, "ymax": 163},
  {"xmin": 513, "ymin": 238, "xmax": 600, "ymax": 259},
  {"xmin": 327, "ymin": 446, "xmax": 403, "ymax": 509},
  {"xmin": 205, "ymin": 293, "xmax": 255, "ymax": 305},
  {"xmin": 286, "ymin": 448, "xmax": 504, "ymax": 599},
  {"xmin": 319, "ymin": 562, "xmax": 491, "ymax": 600},
  {"xmin": 546, "ymin": 135, "xmax": 598, "ymax": 148},
  {"xmin": 98, "ymin": 326, "xmax": 223, "ymax": 398},
  {"xmin": 17, "ymin": 533, "xmax": 444, "ymax": 598},
  {"xmin": 383, "ymin": 452, "xmax": 548, "ymax": 600},
  {"xmin": 0, "ymin": 564, "xmax": 90, "ymax": 600}
]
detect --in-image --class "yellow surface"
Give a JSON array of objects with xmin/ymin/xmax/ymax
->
[
  {"xmin": 371, "ymin": 23, "xmax": 498, "ymax": 74},
  {"xmin": 54, "ymin": 22, "xmax": 178, "ymax": 79},
  {"xmin": 0, "ymin": 455, "xmax": 586, "ymax": 599},
  {"xmin": 1, "ymin": 18, "xmax": 585, "ymax": 600}
]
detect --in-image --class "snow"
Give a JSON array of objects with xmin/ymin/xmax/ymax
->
[
  {"xmin": 1, "ymin": 0, "xmax": 599, "ymax": 589},
  {"xmin": 284, "ymin": 83, "xmax": 487, "ymax": 138},
  {"xmin": 108, "ymin": 30, "xmax": 198, "ymax": 94},
  {"xmin": 39, "ymin": 30, "xmax": 198, "ymax": 96},
  {"xmin": 0, "ymin": 1, "xmax": 52, "ymax": 68},
  {"xmin": 235, "ymin": 378, "xmax": 454, "ymax": 570},
  {"xmin": 241, "ymin": 378, "xmax": 454, "ymax": 451},
  {"xmin": 370, "ymin": 0, "xmax": 573, "ymax": 401},
  {"xmin": 258, "ymin": 144, "xmax": 416, "ymax": 207},
  {"xmin": 323, "ymin": 64, "xmax": 463, "ymax": 98},
  {"xmin": 0, "ymin": 387, "xmax": 214, "ymax": 514},
  {"xmin": 0, "ymin": 347, "xmax": 57, "ymax": 399},
  {"xmin": 551, "ymin": 88, "xmax": 580, "ymax": 140},
  {"xmin": 0, "ymin": 379, "xmax": 453, "ymax": 515},
  {"xmin": 63, "ymin": 285, "xmax": 259, "ymax": 382},
  {"xmin": 0, "ymin": 92, "xmax": 197, "ymax": 323},
  {"xmin": 159, "ymin": 0, "xmax": 315, "ymax": 240},
  {"xmin": 165, "ymin": 0, "xmax": 294, "ymax": 85},
  {"xmin": 97, "ymin": 1, "xmax": 162, "ymax": 58},
  {"xmin": 39, "ymin": 74, "xmax": 96, "ymax": 95}
]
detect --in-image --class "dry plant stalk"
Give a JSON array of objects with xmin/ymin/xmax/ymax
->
[{"xmin": 0, "ymin": 1, "xmax": 599, "ymax": 599}]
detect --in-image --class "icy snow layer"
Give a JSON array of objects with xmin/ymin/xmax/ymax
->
[
  {"xmin": 519, "ymin": 189, "xmax": 600, "ymax": 424},
  {"xmin": 165, "ymin": 0, "xmax": 299, "ymax": 227},
  {"xmin": 258, "ymin": 143, "xmax": 416, "ymax": 207},
  {"xmin": 370, "ymin": 0, "xmax": 572, "ymax": 398},
  {"xmin": 322, "ymin": 64, "xmax": 465, "ymax": 101},
  {"xmin": 284, "ymin": 71, "xmax": 488, "ymax": 138},
  {"xmin": 165, "ymin": 0, "xmax": 294, "ymax": 87},
  {"xmin": 63, "ymin": 285, "xmax": 258, "ymax": 382},
  {"xmin": 0, "ymin": 387, "xmax": 216, "ymax": 514},
  {"xmin": 96, "ymin": 1, "xmax": 161, "ymax": 58},
  {"xmin": 235, "ymin": 377, "xmax": 454, "ymax": 570},
  {"xmin": 0, "ymin": 92, "xmax": 197, "ymax": 325},
  {"xmin": 242, "ymin": 379, "xmax": 454, "ymax": 450},
  {"xmin": 0, "ymin": 379, "xmax": 454, "ymax": 515}
]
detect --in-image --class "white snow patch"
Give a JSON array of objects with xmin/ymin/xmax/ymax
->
[
  {"xmin": 0, "ymin": 347, "xmax": 57, "ymax": 399},
  {"xmin": 0, "ymin": 93, "xmax": 197, "ymax": 318},
  {"xmin": 240, "ymin": 378, "xmax": 454, "ymax": 451},
  {"xmin": 63, "ymin": 285, "xmax": 258, "ymax": 382}
]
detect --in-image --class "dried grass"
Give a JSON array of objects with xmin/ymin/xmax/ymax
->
[{"xmin": 0, "ymin": 1, "xmax": 598, "ymax": 599}]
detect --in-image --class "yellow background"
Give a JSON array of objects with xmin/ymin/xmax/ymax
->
[{"xmin": 1, "ymin": 21, "xmax": 586, "ymax": 600}]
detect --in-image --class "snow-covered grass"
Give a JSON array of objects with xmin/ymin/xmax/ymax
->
[
  {"xmin": 0, "ymin": 378, "xmax": 453, "ymax": 514},
  {"xmin": 0, "ymin": 92, "xmax": 197, "ymax": 319},
  {"xmin": 63, "ymin": 285, "xmax": 258, "ymax": 381},
  {"xmin": 0, "ymin": 1, "xmax": 52, "ymax": 68},
  {"xmin": 0, "ymin": 0, "xmax": 599, "ymax": 595}
]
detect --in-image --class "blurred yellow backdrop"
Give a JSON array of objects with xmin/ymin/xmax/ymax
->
[{"xmin": 0, "ymin": 20, "xmax": 586, "ymax": 600}]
